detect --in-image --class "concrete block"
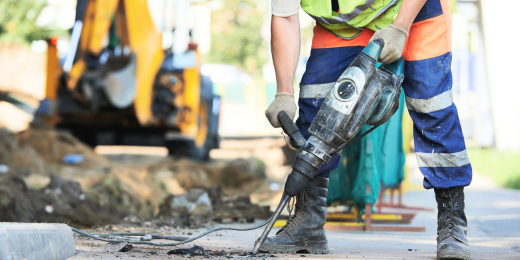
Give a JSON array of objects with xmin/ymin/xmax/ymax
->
[{"xmin": 0, "ymin": 223, "xmax": 76, "ymax": 260}]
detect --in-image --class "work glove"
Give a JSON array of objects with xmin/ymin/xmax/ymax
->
[
  {"xmin": 265, "ymin": 93, "xmax": 297, "ymax": 128},
  {"xmin": 370, "ymin": 24, "xmax": 408, "ymax": 64}
]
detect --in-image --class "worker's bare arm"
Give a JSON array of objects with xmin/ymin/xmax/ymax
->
[
  {"xmin": 393, "ymin": 0, "xmax": 428, "ymax": 31},
  {"xmin": 271, "ymin": 14, "xmax": 300, "ymax": 95}
]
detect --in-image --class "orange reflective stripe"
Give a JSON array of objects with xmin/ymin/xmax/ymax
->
[
  {"xmin": 440, "ymin": 0, "xmax": 452, "ymax": 50},
  {"xmin": 311, "ymin": 24, "xmax": 374, "ymax": 49},
  {"xmin": 403, "ymin": 0, "xmax": 451, "ymax": 61}
]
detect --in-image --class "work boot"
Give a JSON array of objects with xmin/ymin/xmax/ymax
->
[
  {"xmin": 257, "ymin": 176, "xmax": 329, "ymax": 254},
  {"xmin": 435, "ymin": 186, "xmax": 470, "ymax": 260}
]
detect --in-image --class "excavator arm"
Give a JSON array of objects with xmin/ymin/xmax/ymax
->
[{"xmin": 60, "ymin": 0, "xmax": 164, "ymax": 125}]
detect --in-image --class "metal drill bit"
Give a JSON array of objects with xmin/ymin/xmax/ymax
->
[{"xmin": 252, "ymin": 193, "xmax": 290, "ymax": 255}]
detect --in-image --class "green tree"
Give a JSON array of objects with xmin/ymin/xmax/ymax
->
[
  {"xmin": 206, "ymin": 0, "xmax": 268, "ymax": 76},
  {"xmin": 0, "ymin": 0, "xmax": 63, "ymax": 45}
]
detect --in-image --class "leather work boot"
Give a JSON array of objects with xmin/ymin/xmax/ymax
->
[
  {"xmin": 257, "ymin": 176, "xmax": 329, "ymax": 254},
  {"xmin": 435, "ymin": 187, "xmax": 470, "ymax": 260}
]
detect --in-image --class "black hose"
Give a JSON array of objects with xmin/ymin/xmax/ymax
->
[{"xmin": 330, "ymin": 125, "xmax": 380, "ymax": 154}]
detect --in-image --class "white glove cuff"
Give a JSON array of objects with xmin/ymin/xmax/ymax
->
[{"xmin": 389, "ymin": 24, "xmax": 409, "ymax": 38}]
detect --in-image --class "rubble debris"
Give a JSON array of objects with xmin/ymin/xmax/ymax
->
[
  {"xmin": 42, "ymin": 175, "xmax": 118, "ymax": 226},
  {"xmin": 120, "ymin": 215, "xmax": 142, "ymax": 225},
  {"xmin": 166, "ymin": 246, "xmax": 277, "ymax": 258},
  {"xmin": 0, "ymin": 174, "xmax": 117, "ymax": 226},
  {"xmin": 0, "ymin": 126, "xmax": 276, "ymax": 228},
  {"xmin": 97, "ymin": 242, "xmax": 133, "ymax": 253},
  {"xmin": 212, "ymin": 195, "xmax": 271, "ymax": 223},
  {"xmin": 157, "ymin": 187, "xmax": 271, "ymax": 227},
  {"xmin": 218, "ymin": 158, "xmax": 266, "ymax": 188},
  {"xmin": 89, "ymin": 173, "xmax": 165, "ymax": 220},
  {"xmin": 172, "ymin": 189, "xmax": 213, "ymax": 214},
  {"xmin": 0, "ymin": 176, "xmax": 45, "ymax": 222},
  {"xmin": 210, "ymin": 250, "xmax": 228, "ymax": 256},
  {"xmin": 150, "ymin": 157, "xmax": 270, "ymax": 196},
  {"xmin": 168, "ymin": 245, "xmax": 208, "ymax": 256}
]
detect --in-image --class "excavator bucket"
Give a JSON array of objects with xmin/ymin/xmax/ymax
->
[{"xmin": 101, "ymin": 55, "xmax": 137, "ymax": 109}]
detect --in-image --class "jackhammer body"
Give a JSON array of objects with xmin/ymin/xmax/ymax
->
[{"xmin": 253, "ymin": 40, "xmax": 404, "ymax": 254}]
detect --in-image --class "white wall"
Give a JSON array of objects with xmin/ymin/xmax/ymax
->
[{"xmin": 479, "ymin": 0, "xmax": 520, "ymax": 151}]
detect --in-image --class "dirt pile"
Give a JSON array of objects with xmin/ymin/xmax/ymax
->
[
  {"xmin": 0, "ymin": 175, "xmax": 117, "ymax": 226},
  {"xmin": 156, "ymin": 186, "xmax": 271, "ymax": 227},
  {"xmin": 15, "ymin": 128, "xmax": 111, "ymax": 170},
  {"xmin": 0, "ymin": 128, "xmax": 111, "ymax": 177},
  {"xmin": 0, "ymin": 175, "xmax": 44, "ymax": 222},
  {"xmin": 0, "ymin": 128, "xmax": 47, "ymax": 176},
  {"xmin": 89, "ymin": 171, "xmax": 171, "ymax": 220},
  {"xmin": 150, "ymin": 157, "xmax": 269, "ymax": 197},
  {"xmin": 0, "ymin": 127, "xmax": 275, "ymax": 228}
]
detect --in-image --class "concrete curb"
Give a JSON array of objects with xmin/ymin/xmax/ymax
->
[{"xmin": 0, "ymin": 223, "xmax": 76, "ymax": 260}]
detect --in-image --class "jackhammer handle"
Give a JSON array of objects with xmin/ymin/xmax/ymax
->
[
  {"xmin": 372, "ymin": 39, "xmax": 384, "ymax": 48},
  {"xmin": 278, "ymin": 111, "xmax": 298, "ymax": 135},
  {"xmin": 278, "ymin": 111, "xmax": 307, "ymax": 149},
  {"xmin": 278, "ymin": 111, "xmax": 307, "ymax": 148}
]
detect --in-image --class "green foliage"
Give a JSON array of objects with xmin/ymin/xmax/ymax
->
[
  {"xmin": 206, "ymin": 0, "xmax": 268, "ymax": 76},
  {"xmin": 0, "ymin": 0, "xmax": 63, "ymax": 45},
  {"xmin": 467, "ymin": 148, "xmax": 520, "ymax": 189}
]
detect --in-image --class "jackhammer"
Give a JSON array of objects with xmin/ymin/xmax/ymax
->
[
  {"xmin": 252, "ymin": 39, "xmax": 404, "ymax": 254},
  {"xmin": 70, "ymin": 40, "xmax": 404, "ymax": 253}
]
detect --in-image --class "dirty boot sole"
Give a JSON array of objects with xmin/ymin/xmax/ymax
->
[
  {"xmin": 437, "ymin": 249, "xmax": 470, "ymax": 260},
  {"xmin": 258, "ymin": 240, "xmax": 328, "ymax": 254}
]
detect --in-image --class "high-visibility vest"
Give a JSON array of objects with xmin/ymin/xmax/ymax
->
[{"xmin": 301, "ymin": 0, "xmax": 402, "ymax": 39}]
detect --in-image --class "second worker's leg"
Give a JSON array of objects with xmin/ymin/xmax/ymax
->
[{"xmin": 402, "ymin": 0, "xmax": 471, "ymax": 259}]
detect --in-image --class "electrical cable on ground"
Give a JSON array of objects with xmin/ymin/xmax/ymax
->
[{"xmin": 70, "ymin": 214, "xmax": 275, "ymax": 247}]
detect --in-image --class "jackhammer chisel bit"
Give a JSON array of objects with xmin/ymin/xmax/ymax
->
[{"xmin": 252, "ymin": 194, "xmax": 290, "ymax": 254}]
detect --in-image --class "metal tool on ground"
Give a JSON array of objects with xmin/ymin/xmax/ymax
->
[{"xmin": 252, "ymin": 39, "xmax": 404, "ymax": 254}]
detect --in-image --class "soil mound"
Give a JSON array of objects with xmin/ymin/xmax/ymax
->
[
  {"xmin": 15, "ymin": 128, "xmax": 111, "ymax": 170},
  {"xmin": 156, "ymin": 186, "xmax": 271, "ymax": 227},
  {"xmin": 0, "ymin": 127, "xmax": 274, "ymax": 228},
  {"xmin": 0, "ymin": 175, "xmax": 117, "ymax": 227}
]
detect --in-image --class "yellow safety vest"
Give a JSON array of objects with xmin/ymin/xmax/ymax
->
[{"xmin": 301, "ymin": 0, "xmax": 402, "ymax": 39}]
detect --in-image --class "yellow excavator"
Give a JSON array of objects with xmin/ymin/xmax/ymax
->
[{"xmin": 39, "ymin": 0, "xmax": 219, "ymax": 160}]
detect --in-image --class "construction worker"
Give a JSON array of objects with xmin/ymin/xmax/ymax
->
[{"xmin": 262, "ymin": 0, "xmax": 471, "ymax": 259}]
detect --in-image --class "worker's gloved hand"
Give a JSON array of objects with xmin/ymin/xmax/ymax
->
[
  {"xmin": 370, "ymin": 24, "xmax": 408, "ymax": 64},
  {"xmin": 265, "ymin": 93, "xmax": 297, "ymax": 128}
]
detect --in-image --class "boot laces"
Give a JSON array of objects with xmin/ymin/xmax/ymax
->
[
  {"xmin": 277, "ymin": 190, "xmax": 308, "ymax": 234},
  {"xmin": 442, "ymin": 190, "xmax": 458, "ymax": 236}
]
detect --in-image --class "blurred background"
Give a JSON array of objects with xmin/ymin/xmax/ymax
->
[{"xmin": 0, "ymin": 0, "xmax": 518, "ymax": 233}]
